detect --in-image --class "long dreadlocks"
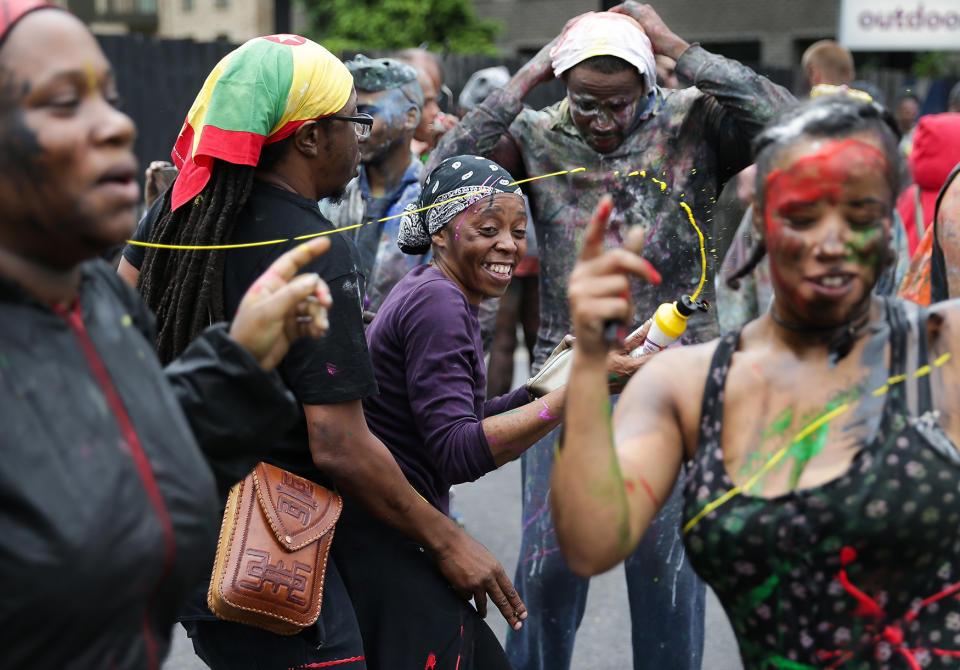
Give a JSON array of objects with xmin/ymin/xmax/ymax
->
[
  {"xmin": 137, "ymin": 160, "xmax": 255, "ymax": 364},
  {"xmin": 138, "ymin": 136, "xmax": 295, "ymax": 364}
]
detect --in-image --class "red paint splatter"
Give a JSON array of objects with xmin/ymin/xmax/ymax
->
[
  {"xmin": 624, "ymin": 476, "xmax": 660, "ymax": 506},
  {"xmin": 455, "ymin": 625, "xmax": 464, "ymax": 670},
  {"xmin": 294, "ymin": 656, "xmax": 365, "ymax": 668},
  {"xmin": 424, "ymin": 652, "xmax": 437, "ymax": 670},
  {"xmin": 813, "ymin": 548, "xmax": 960, "ymax": 668}
]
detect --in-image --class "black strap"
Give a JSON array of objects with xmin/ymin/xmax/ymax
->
[
  {"xmin": 698, "ymin": 330, "xmax": 741, "ymax": 433},
  {"xmin": 886, "ymin": 297, "xmax": 908, "ymax": 381},
  {"xmin": 915, "ymin": 305, "xmax": 934, "ymax": 414}
]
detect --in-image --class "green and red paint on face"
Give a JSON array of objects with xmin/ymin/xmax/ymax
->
[{"xmin": 762, "ymin": 136, "xmax": 893, "ymax": 327}]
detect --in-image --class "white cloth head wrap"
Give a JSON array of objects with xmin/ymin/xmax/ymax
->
[{"xmin": 550, "ymin": 12, "xmax": 657, "ymax": 93}]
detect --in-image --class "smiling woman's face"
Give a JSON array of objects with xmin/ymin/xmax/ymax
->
[
  {"xmin": 762, "ymin": 132, "xmax": 893, "ymax": 328},
  {"xmin": 432, "ymin": 192, "xmax": 527, "ymax": 305},
  {"xmin": 0, "ymin": 9, "xmax": 138, "ymax": 268}
]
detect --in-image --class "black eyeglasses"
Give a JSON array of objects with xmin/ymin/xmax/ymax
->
[{"xmin": 327, "ymin": 113, "xmax": 374, "ymax": 138}]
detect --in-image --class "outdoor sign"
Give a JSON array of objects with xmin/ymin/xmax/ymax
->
[{"xmin": 839, "ymin": 0, "xmax": 960, "ymax": 50}]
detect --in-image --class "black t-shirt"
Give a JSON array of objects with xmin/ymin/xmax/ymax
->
[
  {"xmin": 122, "ymin": 195, "xmax": 164, "ymax": 270},
  {"xmin": 125, "ymin": 181, "xmax": 378, "ymax": 484}
]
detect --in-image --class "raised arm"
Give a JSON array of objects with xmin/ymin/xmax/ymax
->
[
  {"xmin": 550, "ymin": 196, "xmax": 685, "ymax": 576},
  {"xmin": 428, "ymin": 38, "xmax": 558, "ymax": 178},
  {"xmin": 612, "ymin": 2, "xmax": 795, "ymax": 177}
]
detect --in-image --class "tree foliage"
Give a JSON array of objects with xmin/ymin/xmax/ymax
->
[{"xmin": 296, "ymin": 0, "xmax": 501, "ymax": 55}]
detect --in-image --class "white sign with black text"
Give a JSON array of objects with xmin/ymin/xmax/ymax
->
[{"xmin": 840, "ymin": 0, "xmax": 960, "ymax": 50}]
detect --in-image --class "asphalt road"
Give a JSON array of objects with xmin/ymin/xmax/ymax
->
[{"xmin": 163, "ymin": 347, "xmax": 744, "ymax": 670}]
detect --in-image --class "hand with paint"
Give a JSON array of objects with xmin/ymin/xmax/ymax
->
[
  {"xmin": 606, "ymin": 319, "xmax": 654, "ymax": 392},
  {"xmin": 568, "ymin": 194, "xmax": 661, "ymax": 359},
  {"xmin": 609, "ymin": 2, "xmax": 690, "ymax": 61},
  {"xmin": 229, "ymin": 238, "xmax": 333, "ymax": 371}
]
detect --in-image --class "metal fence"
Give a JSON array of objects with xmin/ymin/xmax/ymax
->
[{"xmin": 97, "ymin": 34, "xmax": 235, "ymax": 183}]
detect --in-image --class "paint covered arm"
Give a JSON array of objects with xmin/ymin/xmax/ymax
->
[
  {"xmin": 674, "ymin": 46, "xmax": 795, "ymax": 179},
  {"xmin": 482, "ymin": 385, "xmax": 567, "ymax": 466},
  {"xmin": 429, "ymin": 86, "xmax": 527, "ymax": 181},
  {"xmin": 551, "ymin": 195, "xmax": 676, "ymax": 576},
  {"xmin": 552, "ymin": 347, "xmax": 686, "ymax": 576}
]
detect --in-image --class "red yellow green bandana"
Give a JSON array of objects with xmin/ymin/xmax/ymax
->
[{"xmin": 171, "ymin": 34, "xmax": 353, "ymax": 211}]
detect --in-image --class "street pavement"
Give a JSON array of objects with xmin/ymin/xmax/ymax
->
[{"xmin": 163, "ymin": 345, "xmax": 744, "ymax": 670}]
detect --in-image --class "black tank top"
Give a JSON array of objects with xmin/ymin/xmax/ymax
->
[{"xmin": 683, "ymin": 299, "xmax": 960, "ymax": 669}]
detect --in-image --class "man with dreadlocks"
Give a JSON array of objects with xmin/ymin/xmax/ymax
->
[{"xmin": 126, "ymin": 35, "xmax": 526, "ymax": 669}]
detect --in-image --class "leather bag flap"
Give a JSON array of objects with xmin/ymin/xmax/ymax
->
[{"xmin": 253, "ymin": 462, "xmax": 341, "ymax": 551}]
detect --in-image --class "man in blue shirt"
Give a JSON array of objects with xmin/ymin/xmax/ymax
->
[{"xmin": 321, "ymin": 55, "xmax": 427, "ymax": 317}]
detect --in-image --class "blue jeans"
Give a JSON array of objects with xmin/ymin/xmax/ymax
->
[{"xmin": 505, "ymin": 424, "xmax": 705, "ymax": 670}]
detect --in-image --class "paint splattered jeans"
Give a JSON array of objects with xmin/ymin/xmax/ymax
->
[{"xmin": 505, "ymin": 421, "xmax": 705, "ymax": 670}]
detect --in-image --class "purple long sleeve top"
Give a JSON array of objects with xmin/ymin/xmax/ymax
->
[{"xmin": 363, "ymin": 264, "xmax": 529, "ymax": 513}]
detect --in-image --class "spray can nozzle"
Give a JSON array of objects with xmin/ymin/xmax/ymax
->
[
  {"xmin": 630, "ymin": 295, "xmax": 710, "ymax": 358},
  {"xmin": 677, "ymin": 294, "xmax": 711, "ymax": 316}
]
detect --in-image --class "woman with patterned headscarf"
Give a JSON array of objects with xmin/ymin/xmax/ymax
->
[
  {"xmin": 0, "ymin": 3, "xmax": 337, "ymax": 668},
  {"xmin": 337, "ymin": 155, "xmax": 626, "ymax": 669}
]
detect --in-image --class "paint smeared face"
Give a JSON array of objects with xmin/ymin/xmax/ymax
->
[
  {"xmin": 357, "ymin": 88, "xmax": 417, "ymax": 164},
  {"xmin": 0, "ymin": 10, "xmax": 138, "ymax": 268},
  {"xmin": 565, "ymin": 65, "xmax": 645, "ymax": 154},
  {"xmin": 433, "ymin": 192, "xmax": 527, "ymax": 305},
  {"xmin": 763, "ymin": 134, "xmax": 893, "ymax": 327}
]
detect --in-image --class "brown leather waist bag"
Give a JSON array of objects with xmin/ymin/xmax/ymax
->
[{"xmin": 208, "ymin": 461, "xmax": 342, "ymax": 635}]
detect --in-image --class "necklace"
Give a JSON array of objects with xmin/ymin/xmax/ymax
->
[{"xmin": 769, "ymin": 303, "xmax": 874, "ymax": 366}]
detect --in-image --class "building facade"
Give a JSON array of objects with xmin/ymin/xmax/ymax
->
[
  {"xmin": 66, "ymin": 0, "xmax": 302, "ymax": 41},
  {"xmin": 474, "ymin": 0, "xmax": 840, "ymax": 67}
]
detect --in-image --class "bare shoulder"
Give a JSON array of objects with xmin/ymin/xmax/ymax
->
[{"xmin": 618, "ymin": 337, "xmax": 723, "ymax": 453}]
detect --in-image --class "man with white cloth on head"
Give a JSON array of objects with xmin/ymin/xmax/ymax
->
[{"xmin": 431, "ymin": 3, "xmax": 793, "ymax": 669}]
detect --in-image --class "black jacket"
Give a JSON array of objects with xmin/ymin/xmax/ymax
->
[{"xmin": 0, "ymin": 260, "xmax": 297, "ymax": 669}]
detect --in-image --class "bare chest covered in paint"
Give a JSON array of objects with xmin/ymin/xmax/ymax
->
[{"xmin": 718, "ymin": 347, "xmax": 885, "ymax": 499}]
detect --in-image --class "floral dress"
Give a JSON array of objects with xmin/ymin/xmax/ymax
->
[{"xmin": 684, "ymin": 299, "xmax": 960, "ymax": 669}]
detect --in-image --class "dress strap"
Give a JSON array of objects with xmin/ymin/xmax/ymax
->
[
  {"xmin": 885, "ymin": 297, "xmax": 909, "ymax": 381},
  {"xmin": 914, "ymin": 305, "xmax": 934, "ymax": 414},
  {"xmin": 697, "ymin": 329, "xmax": 741, "ymax": 444}
]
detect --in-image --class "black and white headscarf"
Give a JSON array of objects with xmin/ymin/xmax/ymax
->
[{"xmin": 397, "ymin": 155, "xmax": 523, "ymax": 254}]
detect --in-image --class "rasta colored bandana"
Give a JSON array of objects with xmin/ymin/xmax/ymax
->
[
  {"xmin": 397, "ymin": 155, "xmax": 522, "ymax": 255},
  {"xmin": 170, "ymin": 34, "xmax": 353, "ymax": 211},
  {"xmin": 0, "ymin": 0, "xmax": 57, "ymax": 44}
]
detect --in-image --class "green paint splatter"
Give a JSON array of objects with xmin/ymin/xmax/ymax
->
[
  {"xmin": 783, "ymin": 388, "xmax": 860, "ymax": 488},
  {"xmin": 739, "ymin": 408, "xmax": 794, "ymax": 476},
  {"xmin": 731, "ymin": 572, "xmax": 780, "ymax": 621},
  {"xmin": 766, "ymin": 657, "xmax": 817, "ymax": 670}
]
